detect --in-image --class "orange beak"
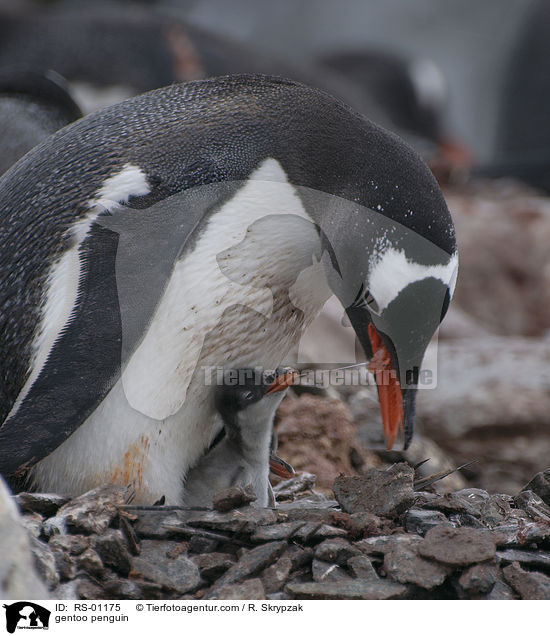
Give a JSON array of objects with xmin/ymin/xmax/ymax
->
[
  {"xmin": 367, "ymin": 323, "xmax": 404, "ymax": 450},
  {"xmin": 265, "ymin": 370, "xmax": 298, "ymax": 395}
]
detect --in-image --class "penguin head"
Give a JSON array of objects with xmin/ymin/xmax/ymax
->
[
  {"xmin": 305, "ymin": 124, "xmax": 458, "ymax": 451},
  {"xmin": 214, "ymin": 368, "xmax": 297, "ymax": 436}
]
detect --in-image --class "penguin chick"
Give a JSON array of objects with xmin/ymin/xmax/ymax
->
[{"xmin": 183, "ymin": 368, "xmax": 296, "ymax": 508}]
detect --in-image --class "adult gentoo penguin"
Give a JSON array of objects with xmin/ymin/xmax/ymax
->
[
  {"xmin": 183, "ymin": 367, "xmax": 296, "ymax": 508},
  {"xmin": 0, "ymin": 74, "xmax": 457, "ymax": 504}
]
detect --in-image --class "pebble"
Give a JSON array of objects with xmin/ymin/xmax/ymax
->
[
  {"xmin": 213, "ymin": 485, "xmax": 257, "ymax": 512},
  {"xmin": 332, "ymin": 463, "xmax": 414, "ymax": 517},
  {"xmin": 502, "ymin": 562, "xmax": 550, "ymax": 599},
  {"xmin": 418, "ymin": 526, "xmax": 497, "ymax": 566},
  {"xmin": 384, "ymin": 540, "xmax": 450, "ymax": 589}
]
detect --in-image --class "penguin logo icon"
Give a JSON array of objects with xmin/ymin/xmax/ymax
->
[{"xmin": 2, "ymin": 602, "xmax": 51, "ymax": 633}]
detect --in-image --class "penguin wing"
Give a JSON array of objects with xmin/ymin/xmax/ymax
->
[{"xmin": 0, "ymin": 176, "xmax": 239, "ymax": 478}]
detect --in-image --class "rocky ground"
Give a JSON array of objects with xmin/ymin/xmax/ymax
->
[
  {"xmin": 5, "ymin": 461, "xmax": 550, "ymax": 601},
  {"xmin": 3, "ymin": 178, "xmax": 550, "ymax": 602}
]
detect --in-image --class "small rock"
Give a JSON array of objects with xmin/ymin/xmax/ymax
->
[
  {"xmin": 384, "ymin": 540, "xmax": 449, "ymax": 589},
  {"xmin": 497, "ymin": 548, "xmax": 550, "ymax": 570},
  {"xmin": 188, "ymin": 535, "xmax": 219, "ymax": 553},
  {"xmin": 76, "ymin": 549, "xmax": 105, "ymax": 578},
  {"xmin": 420, "ymin": 491, "xmax": 484, "ymax": 517},
  {"xmin": 51, "ymin": 547, "xmax": 77, "ymax": 581},
  {"xmin": 131, "ymin": 540, "xmax": 202, "ymax": 594},
  {"xmin": 285, "ymin": 580, "xmax": 408, "ymax": 600},
  {"xmin": 103, "ymin": 577, "xmax": 143, "ymax": 600},
  {"xmin": 356, "ymin": 534, "xmax": 420, "ymax": 557},
  {"xmin": 15, "ymin": 492, "xmax": 69, "ymax": 517},
  {"xmin": 49, "ymin": 534, "xmax": 90, "ymax": 556},
  {"xmin": 291, "ymin": 522, "xmax": 348, "ymax": 541},
  {"xmin": 261, "ymin": 557, "xmax": 292, "ymax": 593},
  {"xmin": 514, "ymin": 490, "xmax": 550, "ymax": 521},
  {"xmin": 283, "ymin": 545, "xmax": 313, "ymax": 571},
  {"xmin": 192, "ymin": 553, "xmax": 236, "ymax": 582},
  {"xmin": 20, "ymin": 512, "xmax": 44, "ymax": 538},
  {"xmin": 251, "ymin": 521, "xmax": 305, "ymax": 542},
  {"xmin": 522, "ymin": 469, "xmax": 550, "ymax": 506},
  {"xmin": 185, "ymin": 508, "xmax": 277, "ymax": 534},
  {"xmin": 212, "ymin": 541, "xmax": 287, "ymax": 590},
  {"xmin": 314, "ymin": 538, "xmax": 361, "ymax": 565},
  {"xmin": 214, "ymin": 578, "xmax": 266, "ymax": 600},
  {"xmin": 56, "ymin": 485, "xmax": 127, "ymax": 534},
  {"xmin": 42, "ymin": 516, "xmax": 67, "ymax": 537},
  {"xmin": 502, "ymin": 562, "xmax": 550, "ymax": 599},
  {"xmin": 77, "ymin": 578, "xmax": 106, "ymax": 600},
  {"xmin": 457, "ymin": 564, "xmax": 497, "ymax": 597},
  {"xmin": 312, "ymin": 559, "xmax": 351, "ymax": 583},
  {"xmin": 405, "ymin": 509, "xmax": 451, "ymax": 536},
  {"xmin": 347, "ymin": 555, "xmax": 379, "ymax": 580},
  {"xmin": 29, "ymin": 535, "xmax": 60, "ymax": 590},
  {"xmin": 213, "ymin": 485, "xmax": 257, "ymax": 512},
  {"xmin": 272, "ymin": 473, "xmax": 317, "ymax": 499},
  {"xmin": 479, "ymin": 494, "xmax": 513, "ymax": 526},
  {"xmin": 419, "ymin": 526, "xmax": 497, "ymax": 566},
  {"xmin": 332, "ymin": 463, "xmax": 414, "ymax": 517},
  {"xmin": 486, "ymin": 577, "xmax": 517, "ymax": 600},
  {"xmin": 92, "ymin": 530, "xmax": 132, "ymax": 576}
]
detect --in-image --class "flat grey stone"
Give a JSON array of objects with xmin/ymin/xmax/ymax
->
[
  {"xmin": 312, "ymin": 559, "xmax": 351, "ymax": 583},
  {"xmin": 419, "ymin": 526, "xmax": 497, "ymax": 566},
  {"xmin": 347, "ymin": 555, "xmax": 379, "ymax": 580},
  {"xmin": 314, "ymin": 538, "xmax": 361, "ymax": 565},
  {"xmin": 333, "ymin": 463, "xmax": 414, "ymax": 517},
  {"xmin": 15, "ymin": 492, "xmax": 69, "ymax": 517},
  {"xmin": 356, "ymin": 533, "xmax": 421, "ymax": 556},
  {"xmin": 213, "ymin": 578, "xmax": 266, "ymax": 600},
  {"xmin": 384, "ymin": 541, "xmax": 449, "ymax": 589},
  {"xmin": 457, "ymin": 564, "xmax": 497, "ymax": 596},
  {"xmin": 51, "ymin": 546, "xmax": 77, "ymax": 581},
  {"xmin": 42, "ymin": 516, "xmax": 67, "ymax": 537},
  {"xmin": 213, "ymin": 485, "xmax": 256, "ymax": 512},
  {"xmin": 261, "ymin": 556, "xmax": 292, "ymax": 593},
  {"xmin": 49, "ymin": 534, "xmax": 90, "ymax": 555},
  {"xmin": 405, "ymin": 508, "xmax": 451, "ymax": 536},
  {"xmin": 283, "ymin": 545, "xmax": 313, "ymax": 571},
  {"xmin": 192, "ymin": 552, "xmax": 236, "ymax": 582},
  {"xmin": 30, "ymin": 535, "xmax": 60, "ymax": 590},
  {"xmin": 522, "ymin": 469, "xmax": 550, "ymax": 506},
  {"xmin": 251, "ymin": 521, "xmax": 305, "ymax": 542},
  {"xmin": 76, "ymin": 549, "xmax": 104, "ymax": 578},
  {"xmin": 186, "ymin": 508, "xmax": 277, "ymax": 533},
  {"xmin": 514, "ymin": 490, "xmax": 550, "ymax": 521},
  {"xmin": 213, "ymin": 542, "xmax": 287, "ymax": 590},
  {"xmin": 285, "ymin": 580, "xmax": 408, "ymax": 600},
  {"xmin": 91, "ymin": 529, "xmax": 132, "ymax": 576},
  {"xmin": 486, "ymin": 578, "xmax": 517, "ymax": 600},
  {"xmin": 56, "ymin": 485, "xmax": 127, "ymax": 534},
  {"xmin": 131, "ymin": 540, "xmax": 201, "ymax": 594},
  {"xmin": 498, "ymin": 548, "xmax": 550, "ymax": 571},
  {"xmin": 291, "ymin": 522, "xmax": 347, "ymax": 541},
  {"xmin": 502, "ymin": 562, "xmax": 550, "ymax": 599}
]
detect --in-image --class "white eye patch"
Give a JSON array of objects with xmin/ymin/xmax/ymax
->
[{"xmin": 368, "ymin": 247, "xmax": 458, "ymax": 313}]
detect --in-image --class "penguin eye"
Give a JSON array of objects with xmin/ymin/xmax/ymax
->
[
  {"xmin": 364, "ymin": 290, "xmax": 381, "ymax": 315},
  {"xmin": 241, "ymin": 390, "xmax": 255, "ymax": 402},
  {"xmin": 351, "ymin": 284, "xmax": 381, "ymax": 315}
]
